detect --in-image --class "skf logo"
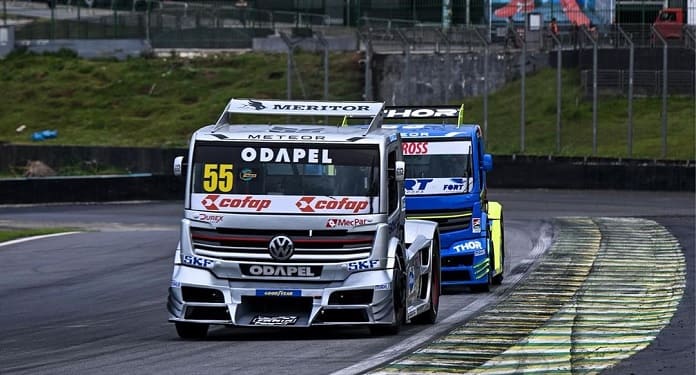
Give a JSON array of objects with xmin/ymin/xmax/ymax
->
[
  {"xmin": 201, "ymin": 194, "xmax": 271, "ymax": 212},
  {"xmin": 182, "ymin": 255, "xmax": 214, "ymax": 268},
  {"xmin": 347, "ymin": 259, "xmax": 380, "ymax": 271},
  {"xmin": 295, "ymin": 196, "xmax": 368, "ymax": 214}
]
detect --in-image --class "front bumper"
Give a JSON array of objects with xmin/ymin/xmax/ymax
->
[
  {"xmin": 167, "ymin": 265, "xmax": 397, "ymax": 327},
  {"xmin": 440, "ymin": 238, "xmax": 490, "ymax": 286}
]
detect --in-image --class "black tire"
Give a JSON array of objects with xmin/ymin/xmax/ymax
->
[
  {"xmin": 411, "ymin": 236, "xmax": 440, "ymax": 324},
  {"xmin": 370, "ymin": 253, "xmax": 407, "ymax": 336},
  {"xmin": 175, "ymin": 322, "xmax": 209, "ymax": 340},
  {"xmin": 492, "ymin": 213, "xmax": 505, "ymax": 285}
]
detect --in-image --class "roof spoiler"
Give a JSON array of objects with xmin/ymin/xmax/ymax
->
[
  {"xmin": 383, "ymin": 105, "xmax": 465, "ymax": 127},
  {"xmin": 215, "ymin": 98, "xmax": 386, "ymax": 136}
]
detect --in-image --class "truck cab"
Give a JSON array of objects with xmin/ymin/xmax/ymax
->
[
  {"xmin": 384, "ymin": 106, "xmax": 504, "ymax": 292},
  {"xmin": 654, "ymin": 7, "xmax": 685, "ymax": 40},
  {"xmin": 167, "ymin": 99, "xmax": 441, "ymax": 338}
]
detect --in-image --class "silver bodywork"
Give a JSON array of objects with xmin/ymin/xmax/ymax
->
[{"xmin": 167, "ymin": 99, "xmax": 439, "ymax": 331}]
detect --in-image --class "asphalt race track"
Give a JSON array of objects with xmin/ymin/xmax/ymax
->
[{"xmin": 0, "ymin": 189, "xmax": 693, "ymax": 375}]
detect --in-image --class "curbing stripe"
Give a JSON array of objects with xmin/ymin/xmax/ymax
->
[{"xmin": 371, "ymin": 217, "xmax": 686, "ymax": 375}]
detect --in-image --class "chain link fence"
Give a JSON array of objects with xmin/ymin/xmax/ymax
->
[{"xmin": 3, "ymin": 0, "xmax": 695, "ymax": 159}]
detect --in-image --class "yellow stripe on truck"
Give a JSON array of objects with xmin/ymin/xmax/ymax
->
[{"xmin": 488, "ymin": 201, "xmax": 503, "ymax": 276}]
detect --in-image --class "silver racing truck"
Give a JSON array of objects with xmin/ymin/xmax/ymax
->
[{"xmin": 167, "ymin": 99, "xmax": 441, "ymax": 338}]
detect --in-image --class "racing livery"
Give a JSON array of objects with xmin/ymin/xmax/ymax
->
[
  {"xmin": 167, "ymin": 99, "xmax": 441, "ymax": 338},
  {"xmin": 384, "ymin": 106, "xmax": 504, "ymax": 291}
]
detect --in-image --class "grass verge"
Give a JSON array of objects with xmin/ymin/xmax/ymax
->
[{"xmin": 0, "ymin": 49, "xmax": 693, "ymax": 160}]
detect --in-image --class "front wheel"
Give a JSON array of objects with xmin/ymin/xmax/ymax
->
[
  {"xmin": 175, "ymin": 322, "xmax": 209, "ymax": 340},
  {"xmin": 370, "ymin": 253, "xmax": 407, "ymax": 336}
]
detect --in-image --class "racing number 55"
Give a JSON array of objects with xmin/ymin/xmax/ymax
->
[{"xmin": 203, "ymin": 164, "xmax": 234, "ymax": 192}]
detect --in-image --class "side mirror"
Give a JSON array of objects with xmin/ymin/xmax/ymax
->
[
  {"xmin": 395, "ymin": 160, "xmax": 405, "ymax": 182},
  {"xmin": 173, "ymin": 156, "xmax": 185, "ymax": 176},
  {"xmin": 482, "ymin": 154, "xmax": 493, "ymax": 172}
]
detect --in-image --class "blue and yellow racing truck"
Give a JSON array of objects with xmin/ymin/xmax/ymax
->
[{"xmin": 384, "ymin": 106, "xmax": 504, "ymax": 291}]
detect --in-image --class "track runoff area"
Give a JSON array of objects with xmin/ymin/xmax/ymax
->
[{"xmin": 359, "ymin": 217, "xmax": 685, "ymax": 374}]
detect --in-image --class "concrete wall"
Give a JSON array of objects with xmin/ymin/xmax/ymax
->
[
  {"xmin": 0, "ymin": 146, "xmax": 692, "ymax": 204},
  {"xmin": 0, "ymin": 25, "xmax": 15, "ymax": 58},
  {"xmin": 372, "ymin": 51, "xmax": 548, "ymax": 105},
  {"xmin": 16, "ymin": 39, "xmax": 150, "ymax": 60},
  {"xmin": 0, "ymin": 144, "xmax": 186, "ymax": 175}
]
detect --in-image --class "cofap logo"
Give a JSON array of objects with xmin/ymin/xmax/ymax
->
[
  {"xmin": 201, "ymin": 194, "xmax": 271, "ymax": 212},
  {"xmin": 326, "ymin": 217, "xmax": 371, "ymax": 228},
  {"xmin": 295, "ymin": 196, "xmax": 368, "ymax": 214}
]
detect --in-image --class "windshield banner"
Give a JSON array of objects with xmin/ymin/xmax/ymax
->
[
  {"xmin": 192, "ymin": 194, "xmax": 377, "ymax": 214},
  {"xmin": 402, "ymin": 141, "xmax": 471, "ymax": 155},
  {"xmin": 405, "ymin": 177, "xmax": 473, "ymax": 196}
]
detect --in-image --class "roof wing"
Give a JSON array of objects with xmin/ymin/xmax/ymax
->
[
  {"xmin": 216, "ymin": 99, "xmax": 386, "ymax": 135},
  {"xmin": 384, "ymin": 105, "xmax": 465, "ymax": 127}
]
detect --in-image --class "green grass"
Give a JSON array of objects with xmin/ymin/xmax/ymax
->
[
  {"xmin": 0, "ymin": 227, "xmax": 78, "ymax": 243},
  {"xmin": 0, "ymin": 49, "xmax": 693, "ymax": 160}
]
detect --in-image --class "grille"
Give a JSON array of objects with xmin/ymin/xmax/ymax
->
[
  {"xmin": 407, "ymin": 209, "xmax": 472, "ymax": 233},
  {"xmin": 442, "ymin": 270, "xmax": 471, "ymax": 282},
  {"xmin": 315, "ymin": 308, "xmax": 369, "ymax": 323},
  {"xmin": 328, "ymin": 289, "xmax": 374, "ymax": 305},
  {"xmin": 191, "ymin": 228, "xmax": 375, "ymax": 263},
  {"xmin": 184, "ymin": 306, "xmax": 230, "ymax": 320},
  {"xmin": 182, "ymin": 286, "xmax": 225, "ymax": 303},
  {"xmin": 443, "ymin": 254, "xmax": 474, "ymax": 267}
]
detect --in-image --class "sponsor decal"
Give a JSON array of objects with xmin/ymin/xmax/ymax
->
[
  {"xmin": 170, "ymin": 280, "xmax": 181, "ymax": 288},
  {"xmin": 256, "ymin": 289, "xmax": 301, "ymax": 297},
  {"xmin": 201, "ymin": 194, "xmax": 271, "ymax": 212},
  {"xmin": 404, "ymin": 177, "xmax": 473, "ymax": 196},
  {"xmin": 326, "ymin": 217, "xmax": 371, "ymax": 228},
  {"xmin": 472, "ymin": 218, "xmax": 481, "ymax": 233},
  {"xmin": 241, "ymin": 264, "xmax": 322, "ymax": 277},
  {"xmin": 443, "ymin": 178, "xmax": 467, "ymax": 192},
  {"xmin": 405, "ymin": 178, "xmax": 433, "ymax": 193},
  {"xmin": 268, "ymin": 235, "xmax": 294, "ymax": 261},
  {"xmin": 454, "ymin": 240, "xmax": 483, "ymax": 253},
  {"xmin": 272, "ymin": 104, "xmax": 371, "ymax": 112},
  {"xmin": 194, "ymin": 213, "xmax": 224, "ymax": 224},
  {"xmin": 296, "ymin": 196, "xmax": 369, "ymax": 214},
  {"xmin": 239, "ymin": 168, "xmax": 257, "ymax": 182},
  {"xmin": 240, "ymin": 147, "xmax": 333, "ymax": 164},
  {"xmin": 402, "ymin": 141, "xmax": 429, "ymax": 155},
  {"xmin": 375, "ymin": 283, "xmax": 391, "ymax": 290},
  {"xmin": 475, "ymin": 248, "xmax": 487, "ymax": 257},
  {"xmin": 347, "ymin": 260, "xmax": 380, "ymax": 271},
  {"xmin": 251, "ymin": 315, "xmax": 298, "ymax": 326},
  {"xmin": 402, "ymin": 140, "xmax": 472, "ymax": 155},
  {"xmin": 182, "ymin": 255, "xmax": 214, "ymax": 268},
  {"xmin": 249, "ymin": 134, "xmax": 327, "ymax": 140},
  {"xmin": 244, "ymin": 99, "xmax": 266, "ymax": 110},
  {"xmin": 268, "ymin": 126, "xmax": 323, "ymax": 133},
  {"xmin": 385, "ymin": 108, "xmax": 458, "ymax": 118},
  {"xmin": 408, "ymin": 269, "xmax": 416, "ymax": 292}
]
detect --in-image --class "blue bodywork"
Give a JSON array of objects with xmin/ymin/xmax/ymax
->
[{"xmin": 390, "ymin": 124, "xmax": 492, "ymax": 288}]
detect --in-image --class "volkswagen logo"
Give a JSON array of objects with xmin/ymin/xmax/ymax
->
[{"xmin": 268, "ymin": 235, "xmax": 294, "ymax": 261}]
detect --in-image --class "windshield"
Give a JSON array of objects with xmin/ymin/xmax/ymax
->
[
  {"xmin": 190, "ymin": 142, "xmax": 379, "ymax": 214},
  {"xmin": 402, "ymin": 140, "xmax": 473, "ymax": 195}
]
